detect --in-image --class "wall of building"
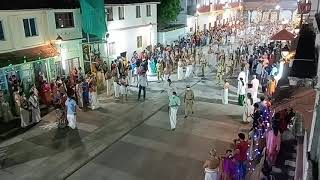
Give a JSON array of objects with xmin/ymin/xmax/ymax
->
[
  {"xmin": 105, "ymin": 3, "xmax": 158, "ymax": 60},
  {"xmin": 0, "ymin": 9, "xmax": 83, "ymax": 53},
  {"xmin": 158, "ymin": 27, "xmax": 186, "ymax": 45},
  {"xmin": 0, "ymin": 10, "xmax": 47, "ymax": 52},
  {"xmin": 106, "ymin": 4, "xmax": 157, "ymax": 31},
  {"xmin": 46, "ymin": 9, "xmax": 83, "ymax": 41},
  {"xmin": 108, "ymin": 25, "xmax": 157, "ymax": 60}
]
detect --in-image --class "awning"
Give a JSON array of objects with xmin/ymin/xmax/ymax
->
[
  {"xmin": 0, "ymin": 44, "xmax": 59, "ymax": 68},
  {"xmin": 272, "ymin": 87, "xmax": 316, "ymax": 131},
  {"xmin": 270, "ymin": 29, "xmax": 295, "ymax": 41}
]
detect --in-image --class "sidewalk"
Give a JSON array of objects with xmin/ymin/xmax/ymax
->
[{"xmin": 0, "ymin": 72, "xmax": 212, "ymax": 180}]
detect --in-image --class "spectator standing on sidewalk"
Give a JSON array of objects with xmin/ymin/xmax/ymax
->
[
  {"xmin": 138, "ymin": 73, "xmax": 147, "ymax": 101},
  {"xmin": 65, "ymin": 89, "xmax": 80, "ymax": 129},
  {"xmin": 234, "ymin": 133, "xmax": 250, "ymax": 180},
  {"xmin": 168, "ymin": 91, "xmax": 180, "ymax": 131},
  {"xmin": 203, "ymin": 149, "xmax": 220, "ymax": 180}
]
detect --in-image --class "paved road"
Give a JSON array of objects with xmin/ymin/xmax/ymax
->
[
  {"xmin": 65, "ymin": 74, "xmax": 249, "ymax": 180},
  {"xmin": 0, "ymin": 69, "xmax": 248, "ymax": 180}
]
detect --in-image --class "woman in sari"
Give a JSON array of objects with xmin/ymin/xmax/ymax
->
[
  {"xmin": 82, "ymin": 78, "xmax": 89, "ymax": 107},
  {"xmin": 266, "ymin": 117, "xmax": 281, "ymax": 165},
  {"xmin": 268, "ymin": 76, "xmax": 277, "ymax": 97},
  {"xmin": 243, "ymin": 93, "xmax": 254, "ymax": 123},
  {"xmin": 19, "ymin": 91, "xmax": 30, "ymax": 128},
  {"xmin": 28, "ymin": 86, "xmax": 41, "ymax": 124}
]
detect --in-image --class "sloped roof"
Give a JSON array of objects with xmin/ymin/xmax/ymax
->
[
  {"xmin": 0, "ymin": 44, "xmax": 59, "ymax": 68},
  {"xmin": 270, "ymin": 29, "xmax": 295, "ymax": 41}
]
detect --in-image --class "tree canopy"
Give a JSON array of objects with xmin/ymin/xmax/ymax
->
[{"xmin": 157, "ymin": 0, "xmax": 181, "ymax": 27}]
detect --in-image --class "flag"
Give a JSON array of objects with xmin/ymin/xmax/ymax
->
[{"xmin": 80, "ymin": 0, "xmax": 107, "ymax": 39}]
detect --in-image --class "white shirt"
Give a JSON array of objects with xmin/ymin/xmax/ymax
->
[
  {"xmin": 238, "ymin": 81, "xmax": 246, "ymax": 95},
  {"xmin": 138, "ymin": 75, "xmax": 147, "ymax": 87},
  {"xmin": 238, "ymin": 71, "xmax": 246, "ymax": 83},
  {"xmin": 251, "ymin": 78, "xmax": 259, "ymax": 92}
]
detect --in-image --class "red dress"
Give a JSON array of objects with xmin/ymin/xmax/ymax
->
[{"xmin": 43, "ymin": 83, "xmax": 52, "ymax": 105}]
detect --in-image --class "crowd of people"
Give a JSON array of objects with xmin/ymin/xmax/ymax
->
[{"xmin": 201, "ymin": 21, "xmax": 296, "ymax": 180}]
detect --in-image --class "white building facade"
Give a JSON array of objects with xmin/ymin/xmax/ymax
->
[
  {"xmin": 105, "ymin": 1, "xmax": 159, "ymax": 60},
  {"xmin": 195, "ymin": 0, "xmax": 242, "ymax": 32},
  {"xmin": 0, "ymin": 8, "xmax": 83, "ymax": 88}
]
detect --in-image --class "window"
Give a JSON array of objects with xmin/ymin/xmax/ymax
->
[
  {"xmin": 136, "ymin": 6, "xmax": 141, "ymax": 18},
  {"xmin": 146, "ymin": 5, "xmax": 151, "ymax": 17},
  {"xmin": 118, "ymin": 6, "xmax": 124, "ymax": 20},
  {"xmin": 107, "ymin": 7, "xmax": 113, "ymax": 21},
  {"xmin": 107, "ymin": 42, "xmax": 116, "ymax": 55},
  {"xmin": 0, "ymin": 21, "xmax": 4, "ymax": 40},
  {"xmin": 23, "ymin": 18, "xmax": 38, "ymax": 37},
  {"xmin": 137, "ymin": 36, "xmax": 142, "ymax": 48},
  {"xmin": 55, "ymin": 12, "xmax": 74, "ymax": 29}
]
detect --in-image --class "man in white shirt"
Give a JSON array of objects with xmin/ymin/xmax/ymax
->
[
  {"xmin": 237, "ymin": 67, "xmax": 246, "ymax": 95},
  {"xmin": 138, "ymin": 73, "xmax": 147, "ymax": 101},
  {"xmin": 251, "ymin": 75, "xmax": 259, "ymax": 102}
]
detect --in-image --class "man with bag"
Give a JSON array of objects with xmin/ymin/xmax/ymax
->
[
  {"xmin": 184, "ymin": 85, "xmax": 194, "ymax": 118},
  {"xmin": 168, "ymin": 91, "xmax": 180, "ymax": 131}
]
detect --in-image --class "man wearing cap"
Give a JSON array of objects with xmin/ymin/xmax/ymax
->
[
  {"xmin": 184, "ymin": 85, "xmax": 194, "ymax": 118},
  {"xmin": 168, "ymin": 91, "xmax": 180, "ymax": 131}
]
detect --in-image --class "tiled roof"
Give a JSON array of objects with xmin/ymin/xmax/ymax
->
[{"xmin": 0, "ymin": 44, "xmax": 59, "ymax": 68}]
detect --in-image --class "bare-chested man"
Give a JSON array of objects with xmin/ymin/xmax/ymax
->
[{"xmin": 203, "ymin": 149, "xmax": 220, "ymax": 180}]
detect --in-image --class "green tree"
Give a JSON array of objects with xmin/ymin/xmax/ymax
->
[{"xmin": 158, "ymin": 0, "xmax": 181, "ymax": 27}]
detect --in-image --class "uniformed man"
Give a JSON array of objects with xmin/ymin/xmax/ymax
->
[
  {"xmin": 216, "ymin": 62, "xmax": 224, "ymax": 85},
  {"xmin": 200, "ymin": 55, "xmax": 207, "ymax": 77},
  {"xmin": 184, "ymin": 85, "xmax": 194, "ymax": 118}
]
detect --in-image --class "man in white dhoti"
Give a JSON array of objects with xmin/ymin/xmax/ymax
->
[
  {"xmin": 113, "ymin": 76, "xmax": 120, "ymax": 100},
  {"xmin": 251, "ymin": 75, "xmax": 259, "ymax": 102},
  {"xmin": 168, "ymin": 91, "xmax": 180, "ymax": 131},
  {"xmin": 185, "ymin": 57, "xmax": 193, "ymax": 78},
  {"xmin": 203, "ymin": 149, "xmax": 220, "ymax": 180},
  {"xmin": 222, "ymin": 80, "xmax": 229, "ymax": 104},
  {"xmin": 177, "ymin": 59, "xmax": 184, "ymax": 80},
  {"xmin": 65, "ymin": 90, "xmax": 80, "ymax": 129}
]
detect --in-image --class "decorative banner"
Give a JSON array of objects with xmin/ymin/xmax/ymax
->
[{"xmin": 270, "ymin": 12, "xmax": 278, "ymax": 22}]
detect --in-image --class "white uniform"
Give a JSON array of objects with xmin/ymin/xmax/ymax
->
[
  {"xmin": 251, "ymin": 78, "xmax": 260, "ymax": 102},
  {"xmin": 177, "ymin": 61, "xmax": 184, "ymax": 80}
]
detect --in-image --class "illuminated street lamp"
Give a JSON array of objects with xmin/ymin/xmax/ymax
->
[
  {"xmin": 196, "ymin": 4, "xmax": 200, "ymax": 9},
  {"xmin": 275, "ymin": 5, "xmax": 280, "ymax": 10}
]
